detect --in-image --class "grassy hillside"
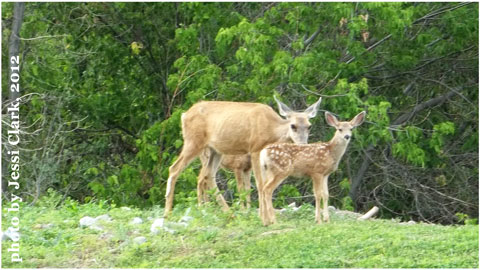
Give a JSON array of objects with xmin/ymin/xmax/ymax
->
[{"xmin": 2, "ymin": 193, "xmax": 478, "ymax": 268}]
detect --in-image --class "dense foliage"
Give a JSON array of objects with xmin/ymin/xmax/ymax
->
[{"xmin": 2, "ymin": 2, "xmax": 478, "ymax": 224}]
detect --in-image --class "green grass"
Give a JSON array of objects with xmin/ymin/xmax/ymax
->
[{"xmin": 2, "ymin": 195, "xmax": 478, "ymax": 268}]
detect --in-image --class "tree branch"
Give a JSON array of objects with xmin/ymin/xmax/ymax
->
[
  {"xmin": 350, "ymin": 88, "xmax": 461, "ymax": 205},
  {"xmin": 303, "ymin": 25, "xmax": 322, "ymax": 48},
  {"xmin": 345, "ymin": 2, "xmax": 472, "ymax": 65}
]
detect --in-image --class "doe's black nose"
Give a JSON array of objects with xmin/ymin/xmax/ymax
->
[{"xmin": 344, "ymin": 135, "xmax": 351, "ymax": 140}]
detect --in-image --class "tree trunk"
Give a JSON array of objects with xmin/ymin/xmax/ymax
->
[{"xmin": 8, "ymin": 2, "xmax": 25, "ymax": 102}]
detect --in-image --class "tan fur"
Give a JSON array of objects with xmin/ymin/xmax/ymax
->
[
  {"xmin": 260, "ymin": 111, "xmax": 366, "ymax": 226},
  {"xmin": 199, "ymin": 150, "xmax": 252, "ymax": 208},
  {"xmin": 164, "ymin": 97, "xmax": 322, "ymax": 218}
]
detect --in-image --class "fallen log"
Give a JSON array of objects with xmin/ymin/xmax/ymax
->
[{"xmin": 357, "ymin": 206, "xmax": 379, "ymax": 221}]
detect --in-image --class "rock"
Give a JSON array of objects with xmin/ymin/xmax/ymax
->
[
  {"xmin": 79, "ymin": 216, "xmax": 96, "ymax": 227},
  {"xmin": 130, "ymin": 217, "xmax": 143, "ymax": 225},
  {"xmin": 80, "ymin": 214, "xmax": 111, "ymax": 231},
  {"xmin": 151, "ymin": 218, "xmax": 167, "ymax": 234},
  {"xmin": 133, "ymin": 236, "xmax": 147, "ymax": 244},
  {"xmin": 399, "ymin": 220, "xmax": 417, "ymax": 225},
  {"xmin": 121, "ymin": 206, "xmax": 131, "ymax": 211},
  {"xmin": 328, "ymin": 206, "xmax": 336, "ymax": 212},
  {"xmin": 278, "ymin": 202, "xmax": 301, "ymax": 213},
  {"xmin": 261, "ymin": 228, "xmax": 294, "ymax": 236},
  {"xmin": 95, "ymin": 214, "xmax": 111, "ymax": 222},
  {"xmin": 90, "ymin": 224, "xmax": 104, "ymax": 231},
  {"xmin": 150, "ymin": 218, "xmax": 176, "ymax": 234},
  {"xmin": 179, "ymin": 208, "xmax": 193, "ymax": 223},
  {"xmin": 1, "ymin": 228, "xmax": 19, "ymax": 241},
  {"xmin": 179, "ymin": 216, "xmax": 193, "ymax": 223},
  {"xmin": 33, "ymin": 224, "xmax": 54, "ymax": 230},
  {"xmin": 99, "ymin": 232, "xmax": 113, "ymax": 240}
]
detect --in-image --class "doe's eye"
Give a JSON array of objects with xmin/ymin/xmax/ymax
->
[
  {"xmin": 290, "ymin": 124, "xmax": 297, "ymax": 131},
  {"xmin": 339, "ymin": 129, "xmax": 343, "ymax": 132}
]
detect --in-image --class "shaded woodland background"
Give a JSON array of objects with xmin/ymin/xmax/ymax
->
[{"xmin": 2, "ymin": 2, "xmax": 478, "ymax": 224}]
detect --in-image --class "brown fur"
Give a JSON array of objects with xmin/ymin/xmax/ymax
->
[
  {"xmin": 260, "ymin": 111, "xmax": 366, "ymax": 226},
  {"xmin": 164, "ymin": 97, "xmax": 322, "ymax": 218},
  {"xmin": 199, "ymin": 151, "xmax": 252, "ymax": 208}
]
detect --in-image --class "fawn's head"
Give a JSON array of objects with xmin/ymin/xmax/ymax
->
[
  {"xmin": 325, "ymin": 111, "xmax": 366, "ymax": 142},
  {"xmin": 274, "ymin": 95, "xmax": 322, "ymax": 144}
]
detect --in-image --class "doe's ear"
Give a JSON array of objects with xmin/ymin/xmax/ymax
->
[
  {"xmin": 350, "ymin": 111, "xmax": 366, "ymax": 127},
  {"xmin": 274, "ymin": 95, "xmax": 293, "ymax": 117},
  {"xmin": 304, "ymin": 97, "xmax": 322, "ymax": 118},
  {"xmin": 325, "ymin": 111, "xmax": 339, "ymax": 127}
]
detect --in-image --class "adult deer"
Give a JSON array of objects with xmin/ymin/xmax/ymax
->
[
  {"xmin": 199, "ymin": 150, "xmax": 252, "ymax": 208},
  {"xmin": 260, "ymin": 111, "xmax": 366, "ymax": 226},
  {"xmin": 164, "ymin": 96, "xmax": 322, "ymax": 218}
]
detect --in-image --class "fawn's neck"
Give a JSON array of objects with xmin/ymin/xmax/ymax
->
[{"xmin": 326, "ymin": 135, "xmax": 350, "ymax": 166}]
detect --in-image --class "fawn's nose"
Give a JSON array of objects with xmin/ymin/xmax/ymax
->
[{"xmin": 344, "ymin": 135, "xmax": 351, "ymax": 140}]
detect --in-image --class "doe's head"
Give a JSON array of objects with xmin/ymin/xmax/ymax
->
[
  {"xmin": 274, "ymin": 95, "xmax": 322, "ymax": 144},
  {"xmin": 325, "ymin": 111, "xmax": 366, "ymax": 142}
]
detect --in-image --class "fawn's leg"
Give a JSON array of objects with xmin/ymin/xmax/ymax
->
[
  {"xmin": 312, "ymin": 174, "xmax": 324, "ymax": 224},
  {"xmin": 234, "ymin": 170, "xmax": 246, "ymax": 209},
  {"xmin": 243, "ymin": 169, "xmax": 252, "ymax": 208},
  {"xmin": 262, "ymin": 173, "xmax": 287, "ymax": 226},
  {"xmin": 322, "ymin": 175, "xmax": 330, "ymax": 222}
]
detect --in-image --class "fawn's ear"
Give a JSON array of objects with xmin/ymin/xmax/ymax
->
[
  {"xmin": 274, "ymin": 95, "xmax": 293, "ymax": 118},
  {"xmin": 350, "ymin": 111, "xmax": 366, "ymax": 127},
  {"xmin": 325, "ymin": 111, "xmax": 339, "ymax": 127},
  {"xmin": 304, "ymin": 97, "xmax": 322, "ymax": 118}
]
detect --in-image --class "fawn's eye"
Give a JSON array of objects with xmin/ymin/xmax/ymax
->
[
  {"xmin": 307, "ymin": 125, "xmax": 312, "ymax": 130},
  {"xmin": 339, "ymin": 129, "xmax": 343, "ymax": 132},
  {"xmin": 291, "ymin": 124, "xmax": 297, "ymax": 131}
]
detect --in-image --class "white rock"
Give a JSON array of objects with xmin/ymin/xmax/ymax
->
[
  {"xmin": 150, "ymin": 218, "xmax": 176, "ymax": 234},
  {"xmin": 328, "ymin": 206, "xmax": 336, "ymax": 212},
  {"xmin": 133, "ymin": 236, "xmax": 147, "ymax": 244},
  {"xmin": 90, "ymin": 224, "xmax": 104, "ymax": 231},
  {"xmin": 1, "ymin": 228, "xmax": 19, "ymax": 241},
  {"xmin": 79, "ymin": 216, "xmax": 96, "ymax": 227},
  {"xmin": 130, "ymin": 217, "xmax": 143, "ymax": 225},
  {"xmin": 121, "ymin": 207, "xmax": 131, "ymax": 211},
  {"xmin": 95, "ymin": 214, "xmax": 111, "ymax": 222},
  {"xmin": 43, "ymin": 223, "xmax": 54, "ymax": 229},
  {"xmin": 80, "ymin": 214, "xmax": 111, "ymax": 230},
  {"xmin": 100, "ymin": 232, "xmax": 113, "ymax": 240},
  {"xmin": 399, "ymin": 220, "xmax": 417, "ymax": 225},
  {"xmin": 180, "ymin": 208, "xmax": 193, "ymax": 223},
  {"xmin": 179, "ymin": 215, "xmax": 193, "ymax": 223}
]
